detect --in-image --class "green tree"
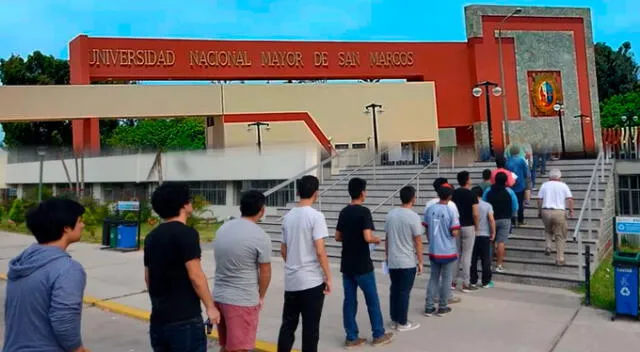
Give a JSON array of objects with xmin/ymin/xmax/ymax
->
[
  {"xmin": 0, "ymin": 51, "xmax": 136, "ymax": 147},
  {"xmin": 595, "ymin": 42, "xmax": 639, "ymax": 103},
  {"xmin": 8, "ymin": 199, "xmax": 26, "ymax": 225},
  {"xmin": 105, "ymin": 118, "xmax": 206, "ymax": 150},
  {"xmin": 0, "ymin": 52, "xmax": 72, "ymax": 147},
  {"xmin": 600, "ymin": 90, "xmax": 640, "ymax": 128}
]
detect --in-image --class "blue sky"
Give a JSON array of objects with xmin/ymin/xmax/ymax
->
[{"xmin": 0, "ymin": 0, "xmax": 638, "ymax": 61}]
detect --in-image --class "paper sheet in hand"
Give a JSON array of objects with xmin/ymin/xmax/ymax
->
[{"xmin": 382, "ymin": 261, "xmax": 389, "ymax": 275}]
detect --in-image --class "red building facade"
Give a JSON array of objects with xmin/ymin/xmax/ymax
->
[{"xmin": 69, "ymin": 5, "xmax": 599, "ymax": 155}]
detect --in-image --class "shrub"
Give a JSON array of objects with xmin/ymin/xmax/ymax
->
[
  {"xmin": 8, "ymin": 199, "xmax": 26, "ymax": 225},
  {"xmin": 187, "ymin": 195, "xmax": 214, "ymax": 228}
]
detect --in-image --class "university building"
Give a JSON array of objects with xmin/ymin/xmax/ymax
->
[{"xmin": 0, "ymin": 4, "xmax": 615, "ymax": 219}]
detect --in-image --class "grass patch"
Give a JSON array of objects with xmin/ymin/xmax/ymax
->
[
  {"xmin": 586, "ymin": 255, "xmax": 615, "ymax": 311},
  {"xmin": 0, "ymin": 215, "xmax": 222, "ymax": 244}
]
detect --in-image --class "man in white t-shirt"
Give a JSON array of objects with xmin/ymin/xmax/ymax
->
[
  {"xmin": 277, "ymin": 175, "xmax": 332, "ymax": 352},
  {"xmin": 537, "ymin": 169, "xmax": 574, "ymax": 266}
]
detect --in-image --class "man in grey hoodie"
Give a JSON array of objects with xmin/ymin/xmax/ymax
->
[{"xmin": 3, "ymin": 198, "xmax": 89, "ymax": 352}]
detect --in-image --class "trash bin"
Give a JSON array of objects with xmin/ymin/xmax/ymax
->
[
  {"xmin": 613, "ymin": 251, "xmax": 640, "ymax": 318},
  {"xmin": 116, "ymin": 225, "xmax": 138, "ymax": 249},
  {"xmin": 109, "ymin": 226, "xmax": 118, "ymax": 248}
]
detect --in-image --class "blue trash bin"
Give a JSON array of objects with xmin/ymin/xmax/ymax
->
[
  {"xmin": 116, "ymin": 225, "xmax": 138, "ymax": 249},
  {"xmin": 614, "ymin": 264, "xmax": 639, "ymax": 317}
]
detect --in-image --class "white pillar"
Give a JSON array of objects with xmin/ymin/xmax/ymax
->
[
  {"xmin": 92, "ymin": 184, "xmax": 103, "ymax": 202},
  {"xmin": 16, "ymin": 184, "xmax": 24, "ymax": 199}
]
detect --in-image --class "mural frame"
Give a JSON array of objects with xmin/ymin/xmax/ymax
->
[{"xmin": 527, "ymin": 70, "xmax": 564, "ymax": 117}]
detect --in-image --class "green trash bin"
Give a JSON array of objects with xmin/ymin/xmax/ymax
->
[{"xmin": 109, "ymin": 225, "xmax": 118, "ymax": 248}]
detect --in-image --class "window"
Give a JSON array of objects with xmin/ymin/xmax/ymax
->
[
  {"xmin": 237, "ymin": 180, "xmax": 294, "ymax": 207},
  {"xmin": 206, "ymin": 117, "xmax": 215, "ymax": 127},
  {"xmin": 619, "ymin": 175, "xmax": 640, "ymax": 215},
  {"xmin": 188, "ymin": 181, "xmax": 227, "ymax": 205},
  {"xmin": 102, "ymin": 183, "xmax": 149, "ymax": 202},
  {"xmin": 334, "ymin": 143, "xmax": 349, "ymax": 150},
  {"xmin": 351, "ymin": 143, "xmax": 367, "ymax": 149}
]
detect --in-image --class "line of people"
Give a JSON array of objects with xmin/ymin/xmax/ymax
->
[{"xmin": 2, "ymin": 144, "xmax": 574, "ymax": 351}]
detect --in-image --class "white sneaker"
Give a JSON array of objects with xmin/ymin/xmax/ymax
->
[
  {"xmin": 396, "ymin": 321, "xmax": 421, "ymax": 332},
  {"xmin": 496, "ymin": 265, "xmax": 505, "ymax": 273},
  {"xmin": 390, "ymin": 321, "xmax": 398, "ymax": 330}
]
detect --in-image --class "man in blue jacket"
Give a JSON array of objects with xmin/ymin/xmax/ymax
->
[
  {"xmin": 4, "ymin": 198, "xmax": 89, "ymax": 352},
  {"xmin": 506, "ymin": 145, "xmax": 530, "ymax": 227}
]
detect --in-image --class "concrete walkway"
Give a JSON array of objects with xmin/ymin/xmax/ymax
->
[{"xmin": 1, "ymin": 231, "xmax": 638, "ymax": 352}]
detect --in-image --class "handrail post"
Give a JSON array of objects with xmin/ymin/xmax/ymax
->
[
  {"xmin": 600, "ymin": 152, "xmax": 605, "ymax": 182},
  {"xmin": 595, "ymin": 168, "xmax": 599, "ymax": 208},
  {"xmin": 416, "ymin": 175, "xmax": 420, "ymax": 204},
  {"xmin": 373, "ymin": 153, "xmax": 377, "ymax": 181},
  {"xmin": 588, "ymin": 197, "xmax": 593, "ymax": 241},
  {"xmin": 585, "ymin": 245, "xmax": 591, "ymax": 306}
]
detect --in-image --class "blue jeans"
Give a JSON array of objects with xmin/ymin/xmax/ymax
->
[
  {"xmin": 342, "ymin": 271, "xmax": 385, "ymax": 341},
  {"xmin": 150, "ymin": 317, "xmax": 207, "ymax": 352},
  {"xmin": 389, "ymin": 267, "xmax": 417, "ymax": 325},
  {"xmin": 425, "ymin": 260, "xmax": 454, "ymax": 310}
]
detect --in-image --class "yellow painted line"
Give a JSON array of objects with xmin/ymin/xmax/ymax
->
[
  {"xmin": 83, "ymin": 295, "xmax": 101, "ymax": 305},
  {"xmin": 92, "ymin": 299, "xmax": 151, "ymax": 321},
  {"xmin": 0, "ymin": 273, "xmax": 288, "ymax": 352}
]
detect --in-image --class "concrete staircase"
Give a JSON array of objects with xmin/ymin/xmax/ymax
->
[{"xmin": 261, "ymin": 159, "xmax": 613, "ymax": 288}]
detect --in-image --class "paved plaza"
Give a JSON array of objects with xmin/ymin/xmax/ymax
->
[{"xmin": 0, "ymin": 231, "xmax": 638, "ymax": 352}]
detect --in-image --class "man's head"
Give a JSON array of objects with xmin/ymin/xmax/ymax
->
[
  {"xmin": 240, "ymin": 190, "xmax": 266, "ymax": 220},
  {"xmin": 549, "ymin": 169, "xmax": 562, "ymax": 180},
  {"xmin": 510, "ymin": 145, "xmax": 520, "ymax": 157},
  {"xmin": 151, "ymin": 182, "xmax": 192, "ymax": 220},
  {"xmin": 297, "ymin": 175, "xmax": 320, "ymax": 201},
  {"xmin": 482, "ymin": 169, "xmax": 492, "ymax": 181},
  {"xmin": 495, "ymin": 171, "xmax": 508, "ymax": 186},
  {"xmin": 26, "ymin": 198, "xmax": 85, "ymax": 245},
  {"xmin": 437, "ymin": 185, "xmax": 454, "ymax": 201},
  {"xmin": 432, "ymin": 177, "xmax": 449, "ymax": 191},
  {"xmin": 495, "ymin": 156, "xmax": 506, "ymax": 169},
  {"xmin": 471, "ymin": 186, "xmax": 483, "ymax": 199},
  {"xmin": 457, "ymin": 171, "xmax": 471, "ymax": 187},
  {"xmin": 348, "ymin": 177, "xmax": 367, "ymax": 200},
  {"xmin": 399, "ymin": 185, "xmax": 416, "ymax": 206}
]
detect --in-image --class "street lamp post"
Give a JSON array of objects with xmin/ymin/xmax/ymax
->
[
  {"xmin": 247, "ymin": 122, "xmax": 270, "ymax": 154},
  {"xmin": 36, "ymin": 147, "xmax": 47, "ymax": 202},
  {"xmin": 364, "ymin": 103, "xmax": 383, "ymax": 155},
  {"xmin": 472, "ymin": 81, "xmax": 503, "ymax": 158},
  {"xmin": 574, "ymin": 114, "xmax": 591, "ymax": 158},
  {"xmin": 553, "ymin": 102, "xmax": 567, "ymax": 156},
  {"xmin": 620, "ymin": 115, "xmax": 639, "ymax": 159},
  {"xmin": 498, "ymin": 7, "xmax": 523, "ymax": 147}
]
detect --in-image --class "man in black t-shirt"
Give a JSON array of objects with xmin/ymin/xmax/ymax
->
[
  {"xmin": 451, "ymin": 171, "xmax": 479, "ymax": 293},
  {"xmin": 144, "ymin": 182, "xmax": 220, "ymax": 351},
  {"xmin": 335, "ymin": 178, "xmax": 393, "ymax": 348}
]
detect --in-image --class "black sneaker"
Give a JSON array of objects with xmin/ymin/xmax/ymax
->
[
  {"xmin": 424, "ymin": 307, "xmax": 436, "ymax": 317},
  {"xmin": 437, "ymin": 307, "xmax": 452, "ymax": 316}
]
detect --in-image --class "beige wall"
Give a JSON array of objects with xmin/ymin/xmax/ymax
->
[
  {"xmin": 0, "ymin": 82, "xmax": 438, "ymax": 149},
  {"xmin": 223, "ymin": 82, "xmax": 439, "ymax": 148},
  {"xmin": 0, "ymin": 85, "xmax": 223, "ymax": 121}
]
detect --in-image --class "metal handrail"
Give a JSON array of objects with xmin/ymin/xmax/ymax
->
[
  {"xmin": 370, "ymin": 157, "xmax": 440, "ymax": 214},
  {"xmin": 573, "ymin": 152, "xmax": 605, "ymax": 281},
  {"xmin": 316, "ymin": 147, "xmax": 390, "ymax": 212},
  {"xmin": 263, "ymin": 149, "xmax": 346, "ymax": 197}
]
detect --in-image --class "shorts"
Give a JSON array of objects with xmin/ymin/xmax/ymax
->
[
  {"xmin": 495, "ymin": 219, "xmax": 512, "ymax": 243},
  {"xmin": 215, "ymin": 302, "xmax": 260, "ymax": 351}
]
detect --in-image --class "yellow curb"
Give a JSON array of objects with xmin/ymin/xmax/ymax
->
[{"xmin": 1, "ymin": 274, "xmax": 286, "ymax": 352}]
